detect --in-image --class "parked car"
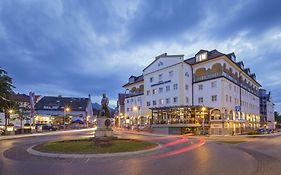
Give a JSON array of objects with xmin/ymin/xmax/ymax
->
[{"xmin": 37, "ymin": 124, "xmax": 57, "ymax": 131}]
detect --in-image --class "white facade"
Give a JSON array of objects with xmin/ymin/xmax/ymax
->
[
  {"xmin": 143, "ymin": 55, "xmax": 192, "ymax": 111},
  {"xmin": 122, "ymin": 50, "xmax": 265, "ymax": 135}
]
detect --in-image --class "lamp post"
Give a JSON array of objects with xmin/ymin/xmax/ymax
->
[
  {"xmin": 64, "ymin": 107, "xmax": 70, "ymax": 129},
  {"xmin": 4, "ymin": 109, "xmax": 14, "ymax": 134},
  {"xmin": 202, "ymin": 107, "xmax": 206, "ymax": 135}
]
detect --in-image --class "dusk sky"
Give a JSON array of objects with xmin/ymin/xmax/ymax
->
[{"xmin": 0, "ymin": 0, "xmax": 281, "ymax": 111}]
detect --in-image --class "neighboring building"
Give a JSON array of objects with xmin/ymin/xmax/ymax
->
[
  {"xmin": 34, "ymin": 95, "xmax": 93, "ymax": 125},
  {"xmin": 122, "ymin": 75, "xmax": 146, "ymax": 127},
  {"xmin": 121, "ymin": 49, "xmax": 263, "ymax": 135},
  {"xmin": 0, "ymin": 93, "xmax": 42, "ymax": 127},
  {"xmin": 116, "ymin": 93, "xmax": 126, "ymax": 127},
  {"xmin": 259, "ymin": 89, "xmax": 275, "ymax": 129}
]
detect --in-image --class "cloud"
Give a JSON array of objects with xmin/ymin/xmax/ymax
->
[{"xmin": 0, "ymin": 0, "xmax": 281, "ymax": 111}]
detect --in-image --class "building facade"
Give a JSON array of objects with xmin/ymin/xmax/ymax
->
[
  {"xmin": 34, "ymin": 95, "xmax": 93, "ymax": 125},
  {"xmin": 121, "ymin": 49, "xmax": 265, "ymax": 135},
  {"xmin": 259, "ymin": 89, "xmax": 275, "ymax": 130}
]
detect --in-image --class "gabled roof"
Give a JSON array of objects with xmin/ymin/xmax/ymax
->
[
  {"xmin": 244, "ymin": 68, "xmax": 251, "ymax": 75},
  {"xmin": 122, "ymin": 75, "xmax": 144, "ymax": 87},
  {"xmin": 35, "ymin": 96, "xmax": 90, "ymax": 111},
  {"xmin": 237, "ymin": 61, "xmax": 244, "ymax": 68},
  {"xmin": 195, "ymin": 49, "xmax": 208, "ymax": 56},
  {"xmin": 143, "ymin": 53, "xmax": 184, "ymax": 72},
  {"xmin": 10, "ymin": 93, "xmax": 41, "ymax": 103},
  {"xmin": 185, "ymin": 49, "xmax": 224, "ymax": 65}
]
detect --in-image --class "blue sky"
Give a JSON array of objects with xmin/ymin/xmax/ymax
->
[{"xmin": 0, "ymin": 0, "xmax": 281, "ymax": 111}]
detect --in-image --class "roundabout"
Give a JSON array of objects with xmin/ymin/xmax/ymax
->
[{"xmin": 27, "ymin": 137, "xmax": 161, "ymax": 158}]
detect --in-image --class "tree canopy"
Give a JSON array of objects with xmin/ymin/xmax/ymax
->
[{"xmin": 0, "ymin": 67, "xmax": 15, "ymax": 111}]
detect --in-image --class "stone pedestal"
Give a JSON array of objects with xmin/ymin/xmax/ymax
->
[{"xmin": 94, "ymin": 117, "xmax": 113, "ymax": 138}]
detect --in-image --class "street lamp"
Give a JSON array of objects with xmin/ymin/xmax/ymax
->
[
  {"xmin": 202, "ymin": 106, "xmax": 206, "ymax": 135},
  {"xmin": 64, "ymin": 107, "xmax": 71, "ymax": 129},
  {"xmin": 9, "ymin": 109, "xmax": 14, "ymax": 114}
]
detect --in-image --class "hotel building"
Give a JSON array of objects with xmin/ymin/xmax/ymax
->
[{"xmin": 121, "ymin": 49, "xmax": 263, "ymax": 135}]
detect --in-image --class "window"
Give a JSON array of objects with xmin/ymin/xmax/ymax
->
[
  {"xmin": 226, "ymin": 95, "xmax": 228, "ymax": 102},
  {"xmin": 147, "ymin": 90, "xmax": 150, "ymax": 95},
  {"xmin": 127, "ymin": 99, "xmax": 129, "ymax": 103},
  {"xmin": 186, "ymin": 97, "xmax": 189, "ymax": 103},
  {"xmin": 229, "ymin": 83, "xmax": 232, "ymax": 90},
  {"xmin": 198, "ymin": 97, "xmax": 204, "ymax": 103},
  {"xmin": 152, "ymin": 89, "xmax": 157, "ymax": 94},
  {"xmin": 159, "ymin": 74, "xmax": 163, "ymax": 81},
  {"xmin": 185, "ymin": 72, "xmax": 189, "ymax": 77},
  {"xmin": 173, "ymin": 84, "xmax": 178, "ymax": 90},
  {"xmin": 185, "ymin": 84, "xmax": 189, "ymax": 90},
  {"xmin": 147, "ymin": 101, "xmax": 151, "ymax": 107},
  {"xmin": 166, "ymin": 98, "xmax": 170, "ymax": 104},
  {"xmin": 169, "ymin": 71, "xmax": 174, "ymax": 77},
  {"xmin": 152, "ymin": 100, "xmax": 156, "ymax": 106},
  {"xmin": 150, "ymin": 77, "xmax": 153, "ymax": 83},
  {"xmin": 198, "ymin": 84, "xmax": 203, "ymax": 90},
  {"xmin": 159, "ymin": 99, "xmax": 164, "ymax": 105},
  {"xmin": 131, "ymin": 99, "xmax": 133, "ymax": 103},
  {"xmin": 158, "ymin": 61, "xmax": 163, "ymax": 66},
  {"xmin": 173, "ymin": 97, "xmax": 178, "ymax": 103},
  {"xmin": 211, "ymin": 81, "xmax": 217, "ymax": 88},
  {"xmin": 166, "ymin": 85, "xmax": 170, "ymax": 91},
  {"xmin": 159, "ymin": 87, "xmax": 163, "ymax": 93},
  {"xmin": 229, "ymin": 96, "xmax": 232, "ymax": 103},
  {"xmin": 196, "ymin": 53, "xmax": 207, "ymax": 62},
  {"xmin": 212, "ymin": 95, "xmax": 217, "ymax": 102},
  {"xmin": 127, "ymin": 108, "xmax": 129, "ymax": 112},
  {"xmin": 137, "ymin": 97, "xmax": 141, "ymax": 102}
]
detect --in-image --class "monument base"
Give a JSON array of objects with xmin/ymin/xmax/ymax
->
[
  {"xmin": 94, "ymin": 117, "xmax": 114, "ymax": 138},
  {"xmin": 95, "ymin": 129, "xmax": 114, "ymax": 138}
]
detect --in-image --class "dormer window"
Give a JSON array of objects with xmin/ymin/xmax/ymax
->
[
  {"xmin": 196, "ymin": 52, "xmax": 207, "ymax": 62},
  {"xmin": 129, "ymin": 76, "xmax": 135, "ymax": 83}
]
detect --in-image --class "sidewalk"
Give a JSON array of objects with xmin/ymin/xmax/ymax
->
[
  {"xmin": 0, "ymin": 128, "xmax": 95, "ymax": 141},
  {"xmin": 189, "ymin": 132, "xmax": 281, "ymax": 141}
]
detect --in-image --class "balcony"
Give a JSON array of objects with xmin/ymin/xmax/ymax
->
[{"xmin": 193, "ymin": 71, "xmax": 258, "ymax": 95}]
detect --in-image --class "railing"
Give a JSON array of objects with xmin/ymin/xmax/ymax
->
[
  {"xmin": 193, "ymin": 72, "xmax": 222, "ymax": 82},
  {"xmin": 193, "ymin": 71, "xmax": 258, "ymax": 95}
]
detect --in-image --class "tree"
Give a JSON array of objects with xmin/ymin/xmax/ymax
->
[
  {"xmin": 0, "ymin": 67, "xmax": 15, "ymax": 105},
  {"xmin": 0, "ymin": 67, "xmax": 16, "ymax": 130},
  {"xmin": 274, "ymin": 111, "xmax": 281, "ymax": 124}
]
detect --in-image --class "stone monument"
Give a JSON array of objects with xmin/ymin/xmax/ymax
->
[{"xmin": 94, "ymin": 93, "xmax": 113, "ymax": 139}]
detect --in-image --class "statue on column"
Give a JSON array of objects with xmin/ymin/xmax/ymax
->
[
  {"xmin": 99, "ymin": 93, "xmax": 111, "ymax": 118},
  {"xmin": 95, "ymin": 93, "xmax": 113, "ymax": 139}
]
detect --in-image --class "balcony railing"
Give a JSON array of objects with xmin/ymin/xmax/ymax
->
[{"xmin": 193, "ymin": 71, "xmax": 258, "ymax": 95}]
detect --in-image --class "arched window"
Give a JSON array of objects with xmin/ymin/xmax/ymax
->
[{"xmin": 211, "ymin": 109, "xmax": 221, "ymax": 120}]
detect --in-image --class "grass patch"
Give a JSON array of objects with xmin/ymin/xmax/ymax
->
[
  {"xmin": 216, "ymin": 140, "xmax": 246, "ymax": 144},
  {"xmin": 34, "ymin": 138, "xmax": 157, "ymax": 154}
]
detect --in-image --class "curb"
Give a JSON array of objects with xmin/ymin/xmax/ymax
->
[
  {"xmin": 0, "ymin": 128, "xmax": 95, "ymax": 141},
  {"xmin": 27, "ymin": 143, "xmax": 162, "ymax": 159}
]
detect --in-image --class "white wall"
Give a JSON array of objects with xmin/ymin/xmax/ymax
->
[
  {"xmin": 124, "ymin": 95, "xmax": 144, "ymax": 118},
  {"xmin": 143, "ymin": 55, "xmax": 188, "ymax": 113}
]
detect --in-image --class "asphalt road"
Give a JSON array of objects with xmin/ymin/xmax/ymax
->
[{"xmin": 1, "ymin": 130, "xmax": 281, "ymax": 175}]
